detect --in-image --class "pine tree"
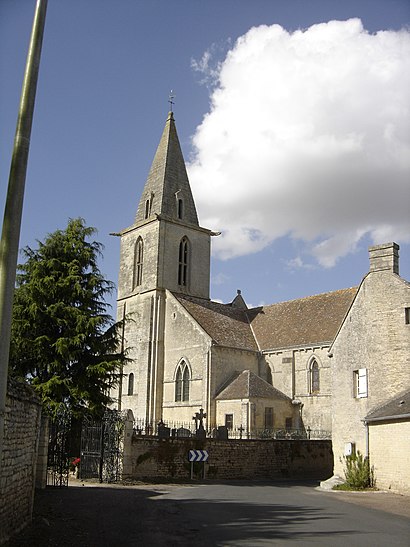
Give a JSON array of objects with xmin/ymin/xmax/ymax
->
[{"xmin": 9, "ymin": 218, "xmax": 124, "ymax": 417}]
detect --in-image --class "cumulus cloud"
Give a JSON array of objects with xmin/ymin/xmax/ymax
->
[{"xmin": 188, "ymin": 19, "xmax": 410, "ymax": 267}]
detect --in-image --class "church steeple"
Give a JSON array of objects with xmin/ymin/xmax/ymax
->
[
  {"xmin": 117, "ymin": 111, "xmax": 211, "ymax": 302},
  {"xmin": 135, "ymin": 111, "xmax": 199, "ymax": 226}
]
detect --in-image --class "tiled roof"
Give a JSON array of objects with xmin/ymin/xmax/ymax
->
[
  {"xmin": 216, "ymin": 370, "xmax": 291, "ymax": 400},
  {"xmin": 173, "ymin": 293, "xmax": 258, "ymax": 351},
  {"xmin": 365, "ymin": 390, "xmax": 410, "ymax": 422},
  {"xmin": 173, "ymin": 287, "xmax": 357, "ymax": 353},
  {"xmin": 247, "ymin": 288, "xmax": 357, "ymax": 350}
]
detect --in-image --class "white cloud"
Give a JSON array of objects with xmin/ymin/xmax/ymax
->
[
  {"xmin": 212, "ymin": 272, "xmax": 231, "ymax": 286},
  {"xmin": 188, "ymin": 19, "xmax": 410, "ymax": 267}
]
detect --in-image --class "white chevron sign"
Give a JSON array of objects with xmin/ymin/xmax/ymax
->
[{"xmin": 188, "ymin": 449, "xmax": 209, "ymax": 462}]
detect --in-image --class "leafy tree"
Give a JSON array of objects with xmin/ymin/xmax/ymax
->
[{"xmin": 9, "ymin": 218, "xmax": 125, "ymax": 417}]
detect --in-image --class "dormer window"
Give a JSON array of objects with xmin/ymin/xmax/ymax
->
[{"xmin": 177, "ymin": 198, "xmax": 183, "ymax": 219}]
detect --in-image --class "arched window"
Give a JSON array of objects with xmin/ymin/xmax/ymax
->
[
  {"xmin": 128, "ymin": 373, "xmax": 134, "ymax": 396},
  {"xmin": 309, "ymin": 358, "xmax": 320, "ymax": 394},
  {"xmin": 178, "ymin": 237, "xmax": 189, "ymax": 286},
  {"xmin": 175, "ymin": 360, "xmax": 190, "ymax": 402},
  {"xmin": 133, "ymin": 237, "xmax": 143, "ymax": 288},
  {"xmin": 266, "ymin": 364, "xmax": 273, "ymax": 385}
]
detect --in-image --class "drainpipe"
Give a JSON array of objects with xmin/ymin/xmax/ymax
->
[
  {"xmin": 363, "ymin": 419, "xmax": 369, "ymax": 459},
  {"xmin": 117, "ymin": 302, "xmax": 126, "ymax": 411}
]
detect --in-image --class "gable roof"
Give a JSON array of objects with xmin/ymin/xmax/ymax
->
[
  {"xmin": 365, "ymin": 390, "xmax": 410, "ymax": 423},
  {"xmin": 173, "ymin": 288, "xmax": 357, "ymax": 353},
  {"xmin": 173, "ymin": 293, "xmax": 258, "ymax": 351},
  {"xmin": 247, "ymin": 288, "xmax": 357, "ymax": 351},
  {"xmin": 216, "ymin": 370, "xmax": 291, "ymax": 401}
]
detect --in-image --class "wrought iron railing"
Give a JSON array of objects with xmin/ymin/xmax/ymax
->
[{"xmin": 132, "ymin": 418, "xmax": 331, "ymax": 440}]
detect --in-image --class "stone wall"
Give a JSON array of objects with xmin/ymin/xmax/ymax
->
[
  {"xmin": 0, "ymin": 379, "xmax": 43, "ymax": 545},
  {"xmin": 127, "ymin": 436, "xmax": 333, "ymax": 482},
  {"xmin": 368, "ymin": 420, "xmax": 410, "ymax": 495},
  {"xmin": 331, "ymin": 269, "xmax": 410, "ymax": 476}
]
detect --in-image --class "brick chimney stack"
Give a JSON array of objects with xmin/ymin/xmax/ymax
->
[{"xmin": 368, "ymin": 242, "xmax": 399, "ymax": 275}]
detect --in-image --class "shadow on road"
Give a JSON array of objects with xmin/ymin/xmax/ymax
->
[{"xmin": 4, "ymin": 480, "xmax": 409, "ymax": 546}]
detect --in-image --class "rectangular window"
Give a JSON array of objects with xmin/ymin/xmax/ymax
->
[
  {"xmin": 285, "ymin": 417, "xmax": 292, "ymax": 430},
  {"xmin": 405, "ymin": 307, "xmax": 410, "ymax": 325},
  {"xmin": 264, "ymin": 407, "xmax": 274, "ymax": 429},
  {"xmin": 354, "ymin": 368, "xmax": 368, "ymax": 398},
  {"xmin": 225, "ymin": 414, "xmax": 233, "ymax": 430}
]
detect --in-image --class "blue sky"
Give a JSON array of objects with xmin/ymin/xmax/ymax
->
[{"xmin": 1, "ymin": 0, "xmax": 409, "ymax": 313}]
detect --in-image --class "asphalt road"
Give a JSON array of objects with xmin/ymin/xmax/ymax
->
[{"xmin": 5, "ymin": 480, "xmax": 410, "ymax": 546}]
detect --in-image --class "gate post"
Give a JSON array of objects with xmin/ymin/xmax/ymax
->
[
  {"xmin": 122, "ymin": 409, "xmax": 134, "ymax": 480},
  {"xmin": 35, "ymin": 412, "xmax": 49, "ymax": 489}
]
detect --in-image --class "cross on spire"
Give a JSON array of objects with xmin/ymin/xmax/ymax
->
[{"xmin": 168, "ymin": 90, "xmax": 175, "ymax": 112}]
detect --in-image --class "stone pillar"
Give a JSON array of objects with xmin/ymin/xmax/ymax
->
[
  {"xmin": 122, "ymin": 409, "xmax": 134, "ymax": 480},
  {"xmin": 35, "ymin": 413, "xmax": 49, "ymax": 489}
]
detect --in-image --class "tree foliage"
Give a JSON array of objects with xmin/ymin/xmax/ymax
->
[{"xmin": 9, "ymin": 218, "xmax": 124, "ymax": 417}]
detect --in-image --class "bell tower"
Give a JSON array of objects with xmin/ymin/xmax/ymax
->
[{"xmin": 114, "ymin": 111, "xmax": 212, "ymax": 422}]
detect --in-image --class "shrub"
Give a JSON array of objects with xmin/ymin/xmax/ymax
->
[{"xmin": 341, "ymin": 450, "xmax": 375, "ymax": 489}]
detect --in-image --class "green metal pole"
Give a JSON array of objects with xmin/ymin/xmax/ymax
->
[{"xmin": 0, "ymin": 0, "xmax": 48, "ymax": 468}]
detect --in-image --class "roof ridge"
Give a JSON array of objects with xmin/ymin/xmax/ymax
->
[{"xmin": 248, "ymin": 286, "xmax": 358, "ymax": 311}]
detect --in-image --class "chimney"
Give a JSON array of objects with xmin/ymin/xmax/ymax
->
[{"xmin": 368, "ymin": 242, "xmax": 399, "ymax": 275}]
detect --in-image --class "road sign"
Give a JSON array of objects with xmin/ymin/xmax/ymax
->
[{"xmin": 188, "ymin": 449, "xmax": 208, "ymax": 462}]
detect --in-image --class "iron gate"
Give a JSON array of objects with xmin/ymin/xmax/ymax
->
[
  {"xmin": 47, "ymin": 407, "xmax": 72, "ymax": 487},
  {"xmin": 80, "ymin": 410, "xmax": 126, "ymax": 483}
]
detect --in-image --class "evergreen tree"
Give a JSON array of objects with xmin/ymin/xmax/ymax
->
[{"xmin": 9, "ymin": 218, "xmax": 124, "ymax": 417}]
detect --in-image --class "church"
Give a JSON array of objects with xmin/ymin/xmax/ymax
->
[{"xmin": 111, "ymin": 111, "xmax": 410, "ymax": 490}]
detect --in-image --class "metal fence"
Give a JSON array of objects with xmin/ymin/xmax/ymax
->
[{"xmin": 132, "ymin": 418, "xmax": 331, "ymax": 440}]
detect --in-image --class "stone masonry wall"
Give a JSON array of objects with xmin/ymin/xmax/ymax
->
[
  {"xmin": 0, "ymin": 380, "xmax": 42, "ymax": 545},
  {"xmin": 127, "ymin": 436, "xmax": 333, "ymax": 482},
  {"xmin": 331, "ymin": 271, "xmax": 410, "ymax": 477},
  {"xmin": 368, "ymin": 420, "xmax": 410, "ymax": 495}
]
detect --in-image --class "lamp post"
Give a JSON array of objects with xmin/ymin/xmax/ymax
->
[{"xmin": 0, "ymin": 0, "xmax": 48, "ymax": 468}]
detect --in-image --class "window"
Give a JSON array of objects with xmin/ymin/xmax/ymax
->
[
  {"xmin": 354, "ymin": 368, "xmax": 368, "ymax": 398},
  {"xmin": 175, "ymin": 360, "xmax": 190, "ymax": 402},
  {"xmin": 178, "ymin": 237, "xmax": 189, "ymax": 286},
  {"xmin": 405, "ymin": 307, "xmax": 410, "ymax": 325},
  {"xmin": 145, "ymin": 199, "xmax": 150, "ymax": 219},
  {"xmin": 133, "ymin": 237, "xmax": 143, "ymax": 288},
  {"xmin": 266, "ymin": 365, "xmax": 273, "ymax": 386},
  {"xmin": 264, "ymin": 407, "xmax": 274, "ymax": 429},
  {"xmin": 285, "ymin": 417, "xmax": 293, "ymax": 431},
  {"xmin": 177, "ymin": 198, "xmax": 183, "ymax": 219},
  {"xmin": 127, "ymin": 373, "xmax": 134, "ymax": 396},
  {"xmin": 225, "ymin": 414, "xmax": 233, "ymax": 430},
  {"xmin": 309, "ymin": 358, "xmax": 320, "ymax": 394}
]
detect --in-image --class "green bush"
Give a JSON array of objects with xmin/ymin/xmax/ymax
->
[{"xmin": 341, "ymin": 450, "xmax": 375, "ymax": 489}]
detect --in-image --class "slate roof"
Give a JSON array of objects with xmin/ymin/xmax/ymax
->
[
  {"xmin": 173, "ymin": 294, "xmax": 258, "ymax": 351},
  {"xmin": 216, "ymin": 370, "xmax": 291, "ymax": 401},
  {"xmin": 365, "ymin": 390, "xmax": 410, "ymax": 422},
  {"xmin": 134, "ymin": 111, "xmax": 199, "ymax": 226},
  {"xmin": 247, "ymin": 288, "xmax": 357, "ymax": 350}
]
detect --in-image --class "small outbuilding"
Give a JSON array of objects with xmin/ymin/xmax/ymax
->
[
  {"xmin": 364, "ymin": 390, "xmax": 410, "ymax": 495},
  {"xmin": 215, "ymin": 370, "xmax": 298, "ymax": 435}
]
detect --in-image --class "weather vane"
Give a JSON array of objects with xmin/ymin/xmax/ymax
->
[{"xmin": 168, "ymin": 90, "xmax": 175, "ymax": 112}]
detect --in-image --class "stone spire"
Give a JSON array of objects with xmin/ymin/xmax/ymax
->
[{"xmin": 135, "ymin": 111, "xmax": 199, "ymax": 226}]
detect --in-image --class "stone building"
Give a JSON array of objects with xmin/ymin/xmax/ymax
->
[
  {"xmin": 329, "ymin": 242, "xmax": 410, "ymax": 491},
  {"xmin": 111, "ymin": 113, "xmax": 409, "ymax": 460}
]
